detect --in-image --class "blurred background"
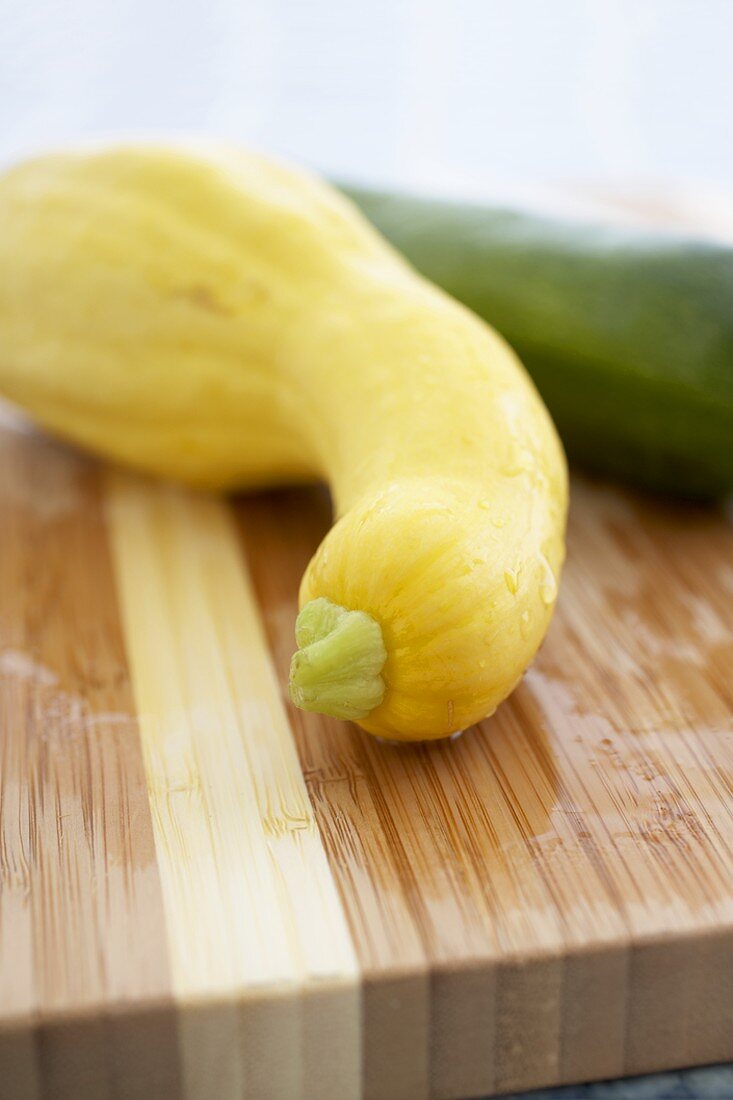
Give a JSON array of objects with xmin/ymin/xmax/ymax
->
[{"xmin": 2, "ymin": 0, "xmax": 732, "ymax": 216}]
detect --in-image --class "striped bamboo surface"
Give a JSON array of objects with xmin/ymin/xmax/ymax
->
[{"xmin": 1, "ymin": 401, "xmax": 732, "ymax": 1100}]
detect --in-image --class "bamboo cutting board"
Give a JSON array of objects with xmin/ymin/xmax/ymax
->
[{"xmin": 1, "ymin": 202, "xmax": 733, "ymax": 1100}]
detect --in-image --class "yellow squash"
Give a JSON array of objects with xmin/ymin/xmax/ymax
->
[{"xmin": 0, "ymin": 145, "xmax": 567, "ymax": 741}]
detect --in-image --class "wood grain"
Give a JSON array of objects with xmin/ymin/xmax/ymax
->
[
  {"xmin": 0, "ymin": 417, "xmax": 179, "ymax": 1100},
  {"xmin": 105, "ymin": 474, "xmax": 360, "ymax": 1100},
  {"xmin": 238, "ymin": 476, "xmax": 733, "ymax": 1096},
  {"xmin": 1, "ymin": 420, "xmax": 732, "ymax": 1099}
]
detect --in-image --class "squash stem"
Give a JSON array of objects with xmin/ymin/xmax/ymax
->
[{"xmin": 288, "ymin": 597, "xmax": 387, "ymax": 720}]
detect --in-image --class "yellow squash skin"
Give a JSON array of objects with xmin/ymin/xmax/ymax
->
[{"xmin": 0, "ymin": 145, "xmax": 568, "ymax": 741}]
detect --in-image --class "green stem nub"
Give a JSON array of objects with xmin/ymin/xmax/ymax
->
[{"xmin": 288, "ymin": 598, "xmax": 387, "ymax": 721}]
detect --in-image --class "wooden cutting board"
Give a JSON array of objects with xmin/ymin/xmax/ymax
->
[{"xmin": 1, "ymin": 201, "xmax": 732, "ymax": 1100}]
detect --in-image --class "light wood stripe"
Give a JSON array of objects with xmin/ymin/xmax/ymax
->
[{"xmin": 105, "ymin": 474, "xmax": 360, "ymax": 1100}]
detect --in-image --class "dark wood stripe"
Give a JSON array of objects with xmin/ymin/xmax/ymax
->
[
  {"xmin": 0, "ymin": 419, "xmax": 180, "ymax": 1098},
  {"xmin": 237, "ymin": 475, "xmax": 733, "ymax": 1097}
]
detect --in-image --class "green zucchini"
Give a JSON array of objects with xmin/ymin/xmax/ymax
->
[{"xmin": 343, "ymin": 186, "xmax": 733, "ymax": 499}]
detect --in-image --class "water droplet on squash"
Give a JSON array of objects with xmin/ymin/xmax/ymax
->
[
  {"xmin": 538, "ymin": 553, "xmax": 558, "ymax": 605},
  {"xmin": 491, "ymin": 516, "xmax": 506, "ymax": 528},
  {"xmin": 504, "ymin": 566, "xmax": 520, "ymax": 595}
]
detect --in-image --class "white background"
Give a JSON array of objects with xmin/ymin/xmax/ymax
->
[{"xmin": 1, "ymin": 0, "xmax": 731, "ymax": 199}]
